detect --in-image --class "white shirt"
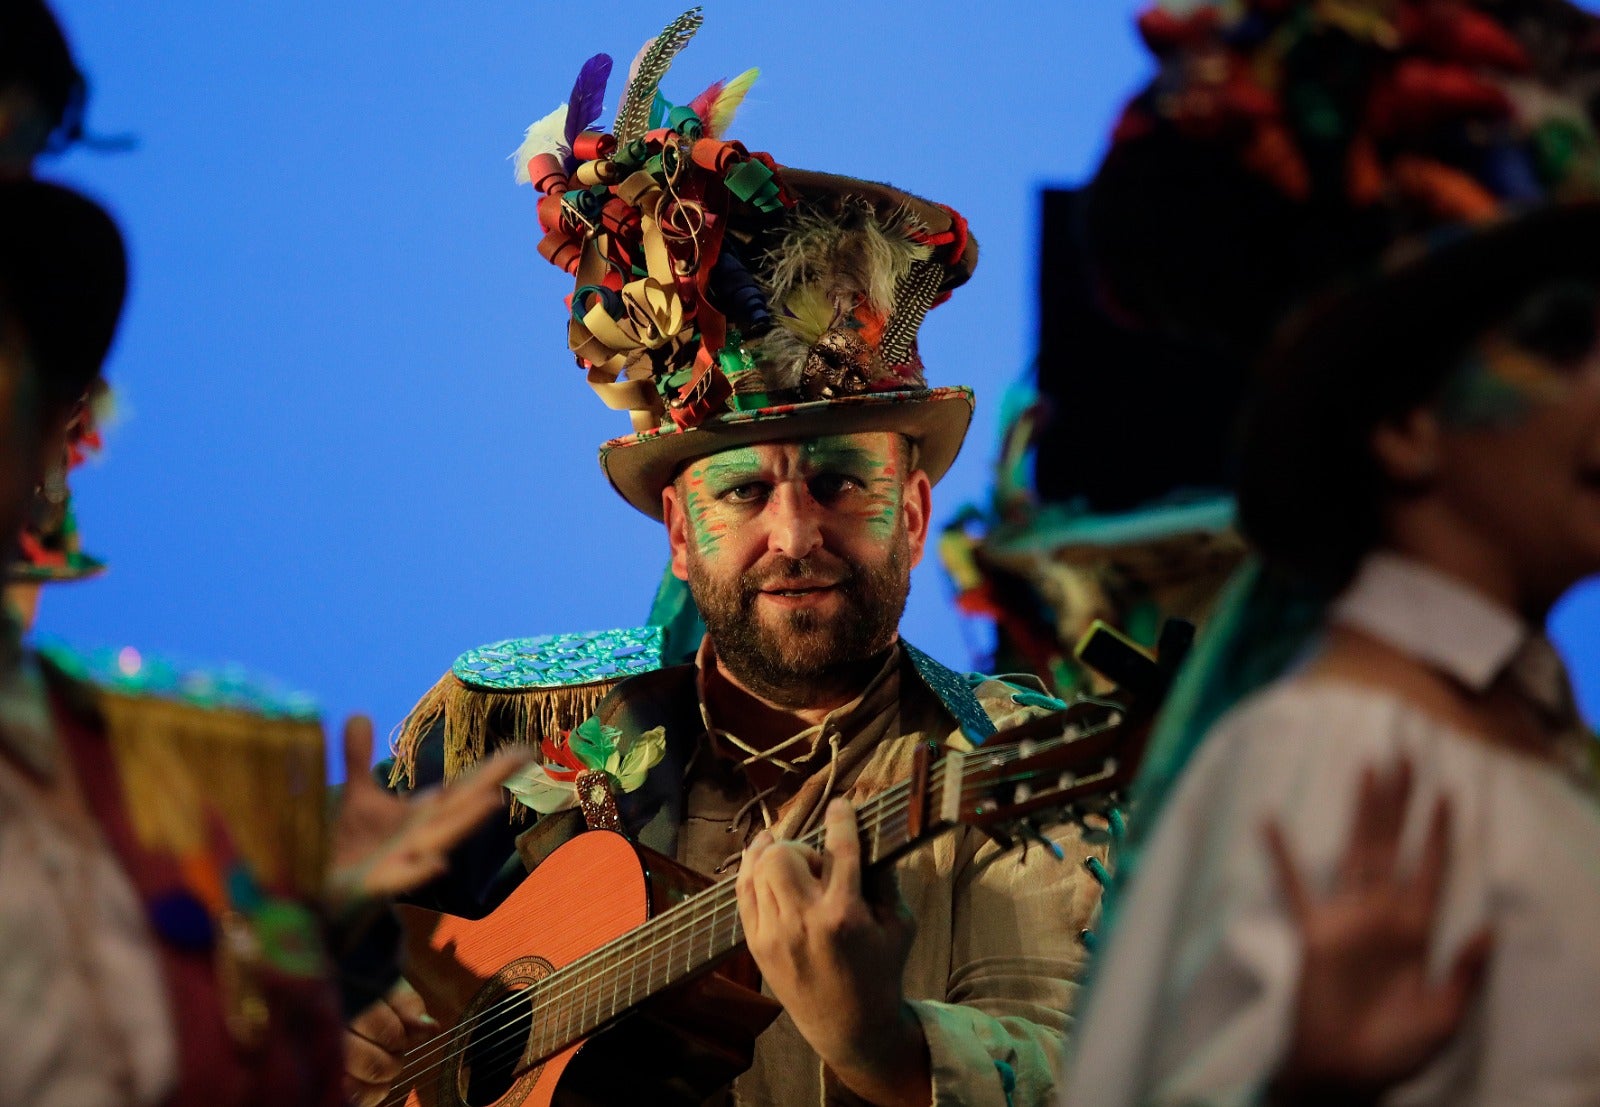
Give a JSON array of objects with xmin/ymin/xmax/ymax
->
[
  {"xmin": 1062, "ymin": 553, "xmax": 1600, "ymax": 1107},
  {"xmin": 0, "ymin": 656, "xmax": 176, "ymax": 1107}
]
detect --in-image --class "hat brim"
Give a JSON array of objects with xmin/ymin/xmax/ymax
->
[{"xmin": 600, "ymin": 386, "xmax": 975, "ymax": 520}]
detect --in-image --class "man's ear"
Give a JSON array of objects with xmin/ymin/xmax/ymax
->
[
  {"xmin": 1372, "ymin": 408, "xmax": 1442, "ymax": 490},
  {"xmin": 903, "ymin": 468, "xmax": 933, "ymax": 570},
  {"xmin": 662, "ymin": 483, "xmax": 693, "ymax": 581}
]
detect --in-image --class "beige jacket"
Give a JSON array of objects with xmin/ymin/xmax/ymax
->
[{"xmin": 669, "ymin": 641, "xmax": 1108, "ymax": 1107}]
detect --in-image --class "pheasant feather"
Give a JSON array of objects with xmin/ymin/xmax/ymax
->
[
  {"xmin": 614, "ymin": 7, "xmax": 704, "ymax": 142},
  {"xmin": 562, "ymin": 53, "xmax": 613, "ymax": 173},
  {"xmin": 512, "ymin": 103, "xmax": 568, "ymax": 185},
  {"xmin": 688, "ymin": 67, "xmax": 758, "ymax": 139}
]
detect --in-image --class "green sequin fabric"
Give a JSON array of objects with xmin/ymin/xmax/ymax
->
[
  {"xmin": 451, "ymin": 626, "xmax": 664, "ymax": 692},
  {"xmin": 37, "ymin": 640, "xmax": 320, "ymax": 720}
]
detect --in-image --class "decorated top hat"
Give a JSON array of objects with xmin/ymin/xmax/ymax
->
[
  {"xmin": 1084, "ymin": 0, "xmax": 1600, "ymax": 584},
  {"xmin": 514, "ymin": 8, "xmax": 980, "ymax": 520}
]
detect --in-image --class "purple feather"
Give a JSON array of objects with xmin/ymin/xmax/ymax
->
[{"xmin": 563, "ymin": 53, "xmax": 614, "ymax": 166}]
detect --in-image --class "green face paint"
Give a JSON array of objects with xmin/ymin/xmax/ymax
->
[
  {"xmin": 680, "ymin": 455, "xmax": 747, "ymax": 555},
  {"xmin": 800, "ymin": 435, "xmax": 903, "ymax": 538},
  {"xmin": 680, "ymin": 435, "xmax": 907, "ymax": 555},
  {"xmin": 1438, "ymin": 341, "xmax": 1568, "ymax": 430}
]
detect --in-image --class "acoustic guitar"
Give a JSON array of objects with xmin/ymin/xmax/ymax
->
[{"xmin": 390, "ymin": 693, "xmax": 1149, "ymax": 1107}]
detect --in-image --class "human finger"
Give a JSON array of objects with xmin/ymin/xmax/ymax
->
[
  {"xmin": 341, "ymin": 715, "xmax": 377, "ymax": 797},
  {"xmin": 1414, "ymin": 926, "xmax": 1492, "ymax": 1049},
  {"xmin": 736, "ymin": 844, "xmax": 762, "ymax": 936},
  {"xmin": 344, "ymin": 1026, "xmax": 405, "ymax": 1088},
  {"xmin": 1412, "ymin": 794, "xmax": 1455, "ymax": 921},
  {"xmin": 1264, "ymin": 816, "xmax": 1312, "ymax": 925},
  {"xmin": 1338, "ymin": 765, "xmax": 1393, "ymax": 889},
  {"xmin": 402, "ymin": 749, "xmax": 533, "ymax": 854},
  {"xmin": 822, "ymin": 798, "xmax": 862, "ymax": 906},
  {"xmin": 342, "ymin": 1071, "xmax": 390, "ymax": 1107},
  {"xmin": 388, "ymin": 978, "xmax": 439, "ymax": 1044},
  {"xmin": 1368, "ymin": 757, "xmax": 1414, "ymax": 880}
]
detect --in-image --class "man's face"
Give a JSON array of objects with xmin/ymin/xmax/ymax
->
[{"xmin": 661, "ymin": 431, "xmax": 932, "ymax": 705}]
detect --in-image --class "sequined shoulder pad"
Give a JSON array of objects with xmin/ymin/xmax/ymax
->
[{"xmin": 451, "ymin": 626, "xmax": 665, "ymax": 692}]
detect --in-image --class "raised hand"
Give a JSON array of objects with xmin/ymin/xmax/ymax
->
[
  {"xmin": 1267, "ymin": 759, "xmax": 1493, "ymax": 1105},
  {"xmin": 737, "ymin": 797, "xmax": 930, "ymax": 1107},
  {"xmin": 325, "ymin": 715, "xmax": 532, "ymax": 914}
]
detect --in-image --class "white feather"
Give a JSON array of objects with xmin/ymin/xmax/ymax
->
[{"xmin": 511, "ymin": 103, "xmax": 569, "ymax": 185}]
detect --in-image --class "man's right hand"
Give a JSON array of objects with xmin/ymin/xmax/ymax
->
[{"xmin": 343, "ymin": 978, "xmax": 437, "ymax": 1107}]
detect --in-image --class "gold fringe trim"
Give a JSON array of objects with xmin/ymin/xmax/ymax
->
[
  {"xmin": 98, "ymin": 692, "xmax": 327, "ymax": 898},
  {"xmin": 388, "ymin": 672, "xmax": 623, "ymax": 797}
]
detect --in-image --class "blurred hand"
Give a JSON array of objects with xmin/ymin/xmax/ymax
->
[
  {"xmin": 1268, "ymin": 759, "xmax": 1492, "ymax": 1105},
  {"xmin": 326, "ymin": 714, "xmax": 532, "ymax": 913},
  {"xmin": 343, "ymin": 978, "xmax": 435, "ymax": 1107}
]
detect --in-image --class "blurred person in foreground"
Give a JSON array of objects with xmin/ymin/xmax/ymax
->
[{"xmin": 1063, "ymin": 1, "xmax": 1600, "ymax": 1104}]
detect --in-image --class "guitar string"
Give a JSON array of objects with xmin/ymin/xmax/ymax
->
[
  {"xmin": 379, "ymin": 717, "xmax": 1109, "ymax": 1105},
  {"xmin": 381, "ymin": 807, "xmax": 922, "ymax": 1107},
  {"xmin": 378, "ymin": 715, "xmax": 1107, "ymax": 1106},
  {"xmin": 394, "ymin": 702, "xmax": 1114, "ymax": 1085},
  {"xmin": 381, "ymin": 718, "xmax": 1111, "ymax": 1102},
  {"xmin": 376, "ymin": 774, "xmax": 926, "ymax": 1104}
]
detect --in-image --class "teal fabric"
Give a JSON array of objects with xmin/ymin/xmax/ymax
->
[
  {"xmin": 646, "ymin": 561, "xmax": 706, "ymax": 667},
  {"xmin": 1102, "ymin": 557, "xmax": 1331, "ymax": 933}
]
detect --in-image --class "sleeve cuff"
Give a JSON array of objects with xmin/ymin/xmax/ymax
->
[{"xmin": 906, "ymin": 998, "xmax": 1019, "ymax": 1107}]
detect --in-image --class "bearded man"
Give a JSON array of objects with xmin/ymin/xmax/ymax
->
[{"xmin": 347, "ymin": 18, "xmax": 1109, "ymax": 1107}]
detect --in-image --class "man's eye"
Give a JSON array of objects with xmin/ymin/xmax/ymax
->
[
  {"xmin": 809, "ymin": 473, "xmax": 863, "ymax": 501},
  {"xmin": 721, "ymin": 482, "xmax": 769, "ymax": 504}
]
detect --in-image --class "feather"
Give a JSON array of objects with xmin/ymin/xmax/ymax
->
[
  {"xmin": 704, "ymin": 67, "xmax": 758, "ymax": 139},
  {"xmin": 648, "ymin": 90, "xmax": 671, "ymax": 132},
  {"xmin": 563, "ymin": 53, "xmax": 613, "ymax": 157},
  {"xmin": 512, "ymin": 103, "xmax": 569, "ymax": 185},
  {"xmin": 687, "ymin": 80, "xmax": 723, "ymax": 127},
  {"xmin": 614, "ymin": 7, "xmax": 704, "ymax": 141}
]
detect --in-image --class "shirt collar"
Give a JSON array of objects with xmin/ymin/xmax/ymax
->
[
  {"xmin": 1328, "ymin": 551, "xmax": 1529, "ymax": 694},
  {"xmin": 693, "ymin": 634, "xmax": 902, "ymax": 771}
]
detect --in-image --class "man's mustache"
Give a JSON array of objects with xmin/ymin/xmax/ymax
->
[{"xmin": 739, "ymin": 556, "xmax": 858, "ymax": 598}]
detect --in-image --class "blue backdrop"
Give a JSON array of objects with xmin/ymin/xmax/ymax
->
[{"xmin": 35, "ymin": 1, "xmax": 1600, "ymax": 777}]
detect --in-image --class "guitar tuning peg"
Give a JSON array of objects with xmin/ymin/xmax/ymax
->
[{"xmin": 1020, "ymin": 821, "xmax": 1066, "ymax": 862}]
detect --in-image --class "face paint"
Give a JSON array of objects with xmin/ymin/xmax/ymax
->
[
  {"xmin": 1438, "ymin": 339, "xmax": 1573, "ymax": 430},
  {"xmin": 800, "ymin": 436, "xmax": 903, "ymax": 538},
  {"xmin": 681, "ymin": 455, "xmax": 749, "ymax": 556}
]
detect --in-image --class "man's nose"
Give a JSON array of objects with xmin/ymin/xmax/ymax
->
[{"xmin": 766, "ymin": 483, "xmax": 824, "ymax": 560}]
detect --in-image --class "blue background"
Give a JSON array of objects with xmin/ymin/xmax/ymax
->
[{"xmin": 34, "ymin": 1, "xmax": 1600, "ymax": 777}]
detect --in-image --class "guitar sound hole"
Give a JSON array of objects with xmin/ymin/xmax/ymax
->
[{"xmin": 460, "ymin": 985, "xmax": 536, "ymax": 1107}]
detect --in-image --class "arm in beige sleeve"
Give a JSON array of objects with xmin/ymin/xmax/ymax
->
[{"xmin": 909, "ymin": 817, "xmax": 1107, "ymax": 1107}]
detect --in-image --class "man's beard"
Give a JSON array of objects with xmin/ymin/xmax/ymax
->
[{"xmin": 686, "ymin": 536, "xmax": 911, "ymax": 708}]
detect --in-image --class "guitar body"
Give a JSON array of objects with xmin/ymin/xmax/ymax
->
[{"xmin": 397, "ymin": 830, "xmax": 780, "ymax": 1107}]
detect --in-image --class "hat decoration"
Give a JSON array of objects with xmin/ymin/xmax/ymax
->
[
  {"xmin": 511, "ymin": 8, "xmax": 978, "ymax": 518},
  {"xmin": 1090, "ymin": 0, "xmax": 1600, "ymax": 362}
]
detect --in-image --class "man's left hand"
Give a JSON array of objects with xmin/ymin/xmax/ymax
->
[{"xmin": 737, "ymin": 797, "xmax": 932, "ymax": 1107}]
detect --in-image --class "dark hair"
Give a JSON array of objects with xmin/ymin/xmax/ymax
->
[
  {"xmin": 0, "ymin": 0, "xmax": 86, "ymax": 154},
  {"xmin": 0, "ymin": 180, "xmax": 126, "ymax": 410}
]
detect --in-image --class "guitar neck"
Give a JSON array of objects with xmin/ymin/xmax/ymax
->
[{"xmin": 516, "ymin": 702, "xmax": 1125, "ymax": 1066}]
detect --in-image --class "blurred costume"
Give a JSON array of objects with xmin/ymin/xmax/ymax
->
[
  {"xmin": 942, "ymin": 190, "xmax": 1244, "ymax": 697},
  {"xmin": 1061, "ymin": 2, "xmax": 1600, "ymax": 1104},
  {"xmin": 0, "ymin": 174, "xmax": 340, "ymax": 1106},
  {"xmin": 383, "ymin": 12, "xmax": 1107, "ymax": 1105}
]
